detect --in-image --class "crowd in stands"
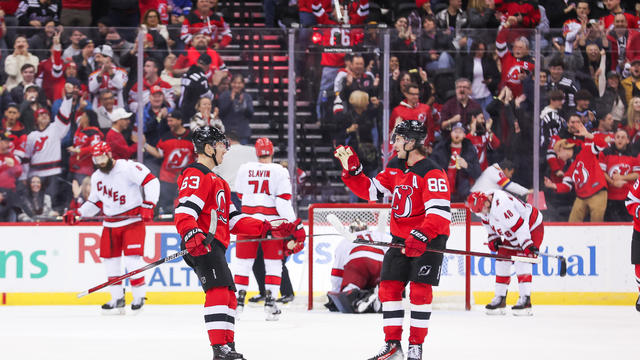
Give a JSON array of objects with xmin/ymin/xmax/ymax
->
[{"xmin": 0, "ymin": 0, "xmax": 639, "ymax": 223}]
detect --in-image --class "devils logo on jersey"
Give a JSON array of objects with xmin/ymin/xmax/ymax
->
[
  {"xmin": 572, "ymin": 161, "xmax": 589, "ymax": 188},
  {"xmin": 166, "ymin": 148, "xmax": 192, "ymax": 170},
  {"xmin": 391, "ymin": 185, "xmax": 414, "ymax": 218},
  {"xmin": 216, "ymin": 189, "xmax": 228, "ymax": 224},
  {"xmin": 608, "ymin": 163, "xmax": 631, "ymax": 177},
  {"xmin": 34, "ymin": 136, "xmax": 48, "ymax": 152}
]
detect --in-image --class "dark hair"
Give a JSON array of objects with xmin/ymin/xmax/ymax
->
[
  {"xmin": 143, "ymin": 9, "xmax": 161, "ymax": 25},
  {"xmin": 548, "ymin": 57, "xmax": 564, "ymax": 69},
  {"xmin": 499, "ymin": 159, "xmax": 515, "ymax": 171},
  {"xmin": 226, "ymin": 131, "xmax": 240, "ymax": 142},
  {"xmin": 575, "ymin": 89, "xmax": 592, "ymax": 101},
  {"xmin": 406, "ymin": 82, "xmax": 420, "ymax": 92},
  {"xmin": 470, "ymin": 40, "xmax": 487, "ymax": 56},
  {"xmin": 20, "ymin": 63, "xmax": 35, "ymax": 73},
  {"xmin": 549, "ymin": 89, "xmax": 565, "ymax": 101}
]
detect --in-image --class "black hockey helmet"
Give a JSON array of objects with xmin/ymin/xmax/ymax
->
[
  {"xmin": 393, "ymin": 120, "xmax": 427, "ymax": 145},
  {"xmin": 192, "ymin": 125, "xmax": 229, "ymax": 155}
]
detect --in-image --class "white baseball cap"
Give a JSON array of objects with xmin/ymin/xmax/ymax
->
[
  {"xmin": 94, "ymin": 44, "xmax": 114, "ymax": 58},
  {"xmin": 109, "ymin": 107, "xmax": 133, "ymax": 122}
]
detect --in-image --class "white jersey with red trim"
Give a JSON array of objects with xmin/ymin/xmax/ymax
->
[
  {"xmin": 479, "ymin": 189, "xmax": 542, "ymax": 250},
  {"xmin": 330, "ymin": 230, "xmax": 389, "ymax": 292},
  {"xmin": 471, "ymin": 163, "xmax": 529, "ymax": 197},
  {"xmin": 235, "ymin": 161, "xmax": 295, "ymax": 221},
  {"xmin": 78, "ymin": 159, "xmax": 160, "ymax": 227}
]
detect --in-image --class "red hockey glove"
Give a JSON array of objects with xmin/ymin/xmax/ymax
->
[
  {"xmin": 278, "ymin": 219, "xmax": 306, "ymax": 256},
  {"xmin": 259, "ymin": 220, "xmax": 273, "ymax": 238},
  {"xmin": 523, "ymin": 244, "xmax": 539, "ymax": 257},
  {"xmin": 63, "ymin": 209, "xmax": 80, "ymax": 225},
  {"xmin": 334, "ymin": 145, "xmax": 362, "ymax": 176},
  {"xmin": 404, "ymin": 229, "xmax": 430, "ymax": 257},
  {"xmin": 184, "ymin": 228, "xmax": 210, "ymax": 256},
  {"xmin": 140, "ymin": 201, "xmax": 155, "ymax": 222},
  {"xmin": 487, "ymin": 239, "xmax": 502, "ymax": 252}
]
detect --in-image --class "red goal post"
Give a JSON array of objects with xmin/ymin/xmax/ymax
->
[{"xmin": 307, "ymin": 203, "xmax": 471, "ymax": 310}]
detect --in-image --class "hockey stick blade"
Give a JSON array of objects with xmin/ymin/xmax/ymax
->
[{"xmin": 326, "ymin": 214, "xmax": 356, "ymax": 241}]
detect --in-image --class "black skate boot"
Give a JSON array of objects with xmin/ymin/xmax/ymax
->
[
  {"xmin": 407, "ymin": 344, "xmax": 422, "ymax": 360},
  {"xmin": 101, "ymin": 297, "xmax": 126, "ymax": 315},
  {"xmin": 485, "ymin": 290, "xmax": 507, "ymax": 315},
  {"xmin": 211, "ymin": 344, "xmax": 244, "ymax": 360},
  {"xmin": 226, "ymin": 342, "xmax": 245, "ymax": 359},
  {"xmin": 236, "ymin": 290, "xmax": 246, "ymax": 317},
  {"xmin": 636, "ymin": 294, "xmax": 640, "ymax": 312},
  {"xmin": 248, "ymin": 293, "xmax": 265, "ymax": 303},
  {"xmin": 512, "ymin": 295, "xmax": 533, "ymax": 316},
  {"xmin": 275, "ymin": 294, "xmax": 295, "ymax": 304},
  {"xmin": 367, "ymin": 340, "xmax": 403, "ymax": 360},
  {"xmin": 264, "ymin": 290, "xmax": 281, "ymax": 321},
  {"xmin": 131, "ymin": 297, "xmax": 147, "ymax": 314}
]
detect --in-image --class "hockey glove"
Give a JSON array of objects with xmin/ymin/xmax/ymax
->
[
  {"xmin": 487, "ymin": 238, "xmax": 502, "ymax": 252},
  {"xmin": 140, "ymin": 201, "xmax": 155, "ymax": 222},
  {"xmin": 259, "ymin": 220, "xmax": 274, "ymax": 238},
  {"xmin": 63, "ymin": 209, "xmax": 80, "ymax": 225},
  {"xmin": 184, "ymin": 228, "xmax": 210, "ymax": 256},
  {"xmin": 272, "ymin": 219, "xmax": 306, "ymax": 256},
  {"xmin": 334, "ymin": 145, "xmax": 362, "ymax": 176},
  {"xmin": 404, "ymin": 229, "xmax": 430, "ymax": 257},
  {"xmin": 523, "ymin": 244, "xmax": 539, "ymax": 257}
]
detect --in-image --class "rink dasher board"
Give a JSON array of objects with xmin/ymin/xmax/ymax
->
[{"xmin": 0, "ymin": 223, "xmax": 637, "ymax": 305}]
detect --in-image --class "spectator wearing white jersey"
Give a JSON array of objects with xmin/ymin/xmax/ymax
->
[{"xmin": 471, "ymin": 159, "xmax": 532, "ymax": 197}]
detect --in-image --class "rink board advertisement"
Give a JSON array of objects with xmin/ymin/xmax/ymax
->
[{"xmin": 0, "ymin": 223, "xmax": 637, "ymax": 305}]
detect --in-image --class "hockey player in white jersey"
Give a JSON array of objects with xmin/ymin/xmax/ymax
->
[
  {"xmin": 327, "ymin": 220, "xmax": 389, "ymax": 313},
  {"xmin": 470, "ymin": 159, "xmax": 531, "ymax": 197},
  {"xmin": 232, "ymin": 137, "xmax": 301, "ymax": 320},
  {"xmin": 63, "ymin": 141, "xmax": 159, "ymax": 314},
  {"xmin": 467, "ymin": 190, "xmax": 544, "ymax": 316}
]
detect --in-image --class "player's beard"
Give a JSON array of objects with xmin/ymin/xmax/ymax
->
[{"xmin": 96, "ymin": 158, "xmax": 114, "ymax": 173}]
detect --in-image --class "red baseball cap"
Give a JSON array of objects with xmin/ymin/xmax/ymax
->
[{"xmin": 150, "ymin": 85, "xmax": 163, "ymax": 95}]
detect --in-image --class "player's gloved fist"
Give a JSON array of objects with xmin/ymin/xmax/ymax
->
[
  {"xmin": 63, "ymin": 209, "xmax": 80, "ymax": 225},
  {"xmin": 333, "ymin": 145, "xmax": 362, "ymax": 176},
  {"xmin": 404, "ymin": 229, "xmax": 429, "ymax": 257},
  {"xmin": 487, "ymin": 239, "xmax": 502, "ymax": 252},
  {"xmin": 523, "ymin": 244, "xmax": 539, "ymax": 257},
  {"xmin": 260, "ymin": 220, "xmax": 273, "ymax": 238},
  {"xmin": 140, "ymin": 201, "xmax": 155, "ymax": 222},
  {"xmin": 281, "ymin": 219, "xmax": 306, "ymax": 256},
  {"xmin": 184, "ymin": 228, "xmax": 210, "ymax": 256}
]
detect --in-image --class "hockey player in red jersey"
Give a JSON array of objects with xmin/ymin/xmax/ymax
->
[
  {"xmin": 233, "ymin": 137, "xmax": 301, "ymax": 321},
  {"xmin": 467, "ymin": 190, "xmax": 543, "ymax": 316},
  {"xmin": 63, "ymin": 141, "xmax": 160, "ymax": 314},
  {"xmin": 174, "ymin": 126, "xmax": 305, "ymax": 359},
  {"xmin": 624, "ymin": 179, "xmax": 640, "ymax": 312},
  {"xmin": 334, "ymin": 120, "xmax": 451, "ymax": 360}
]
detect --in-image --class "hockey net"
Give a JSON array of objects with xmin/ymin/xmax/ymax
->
[{"xmin": 306, "ymin": 203, "xmax": 471, "ymax": 310}]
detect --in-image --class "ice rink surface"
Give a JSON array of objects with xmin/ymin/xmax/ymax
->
[{"xmin": 1, "ymin": 303, "xmax": 638, "ymax": 360}]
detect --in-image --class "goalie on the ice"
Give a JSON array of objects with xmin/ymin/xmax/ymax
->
[
  {"xmin": 334, "ymin": 120, "xmax": 451, "ymax": 360},
  {"xmin": 325, "ymin": 220, "xmax": 389, "ymax": 314}
]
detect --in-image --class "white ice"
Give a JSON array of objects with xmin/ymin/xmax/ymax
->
[{"xmin": 0, "ymin": 303, "xmax": 638, "ymax": 360}]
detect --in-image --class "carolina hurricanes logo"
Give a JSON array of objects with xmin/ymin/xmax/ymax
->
[
  {"xmin": 166, "ymin": 149, "xmax": 192, "ymax": 169},
  {"xmin": 572, "ymin": 161, "xmax": 589, "ymax": 188},
  {"xmin": 391, "ymin": 185, "xmax": 414, "ymax": 218},
  {"xmin": 216, "ymin": 189, "xmax": 228, "ymax": 224},
  {"xmin": 34, "ymin": 136, "xmax": 48, "ymax": 152},
  {"xmin": 608, "ymin": 163, "xmax": 631, "ymax": 177}
]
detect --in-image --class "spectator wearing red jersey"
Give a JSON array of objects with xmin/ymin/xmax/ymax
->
[
  {"xmin": 1, "ymin": 104, "xmax": 27, "ymax": 163},
  {"xmin": 173, "ymin": 32, "xmax": 227, "ymax": 80},
  {"xmin": 466, "ymin": 109, "xmax": 500, "ymax": 170},
  {"xmin": 36, "ymin": 32, "xmax": 65, "ymax": 102},
  {"xmin": 128, "ymin": 58, "xmax": 175, "ymax": 113},
  {"xmin": 105, "ymin": 108, "xmax": 140, "ymax": 160},
  {"xmin": 389, "ymin": 83, "xmax": 435, "ymax": 147},
  {"xmin": 144, "ymin": 109, "xmax": 193, "ymax": 214},
  {"xmin": 180, "ymin": 0, "xmax": 231, "ymax": 49},
  {"xmin": 0, "ymin": 132, "xmax": 22, "ymax": 221},
  {"xmin": 599, "ymin": 128, "xmax": 639, "ymax": 221},
  {"xmin": 599, "ymin": 0, "xmax": 638, "ymax": 31},
  {"xmin": 495, "ymin": 19, "xmax": 535, "ymax": 97},
  {"xmin": 440, "ymin": 78, "xmax": 483, "ymax": 132},
  {"xmin": 66, "ymin": 109, "xmax": 103, "ymax": 182}
]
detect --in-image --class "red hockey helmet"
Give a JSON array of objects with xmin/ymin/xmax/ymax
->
[
  {"xmin": 91, "ymin": 141, "xmax": 112, "ymax": 165},
  {"xmin": 255, "ymin": 137, "xmax": 274, "ymax": 157},
  {"xmin": 466, "ymin": 191, "xmax": 490, "ymax": 214}
]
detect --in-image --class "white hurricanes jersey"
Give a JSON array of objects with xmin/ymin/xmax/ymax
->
[
  {"xmin": 235, "ymin": 162, "xmax": 295, "ymax": 221},
  {"xmin": 479, "ymin": 190, "xmax": 542, "ymax": 250},
  {"xmin": 330, "ymin": 230, "xmax": 390, "ymax": 292},
  {"xmin": 471, "ymin": 163, "xmax": 529, "ymax": 196},
  {"xmin": 79, "ymin": 160, "xmax": 159, "ymax": 227}
]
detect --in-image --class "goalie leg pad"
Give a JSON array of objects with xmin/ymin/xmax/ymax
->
[
  {"xmin": 204, "ymin": 287, "xmax": 235, "ymax": 346},
  {"xmin": 327, "ymin": 290, "xmax": 360, "ymax": 313},
  {"xmin": 380, "ymin": 280, "xmax": 404, "ymax": 342},
  {"xmin": 408, "ymin": 282, "xmax": 432, "ymax": 345}
]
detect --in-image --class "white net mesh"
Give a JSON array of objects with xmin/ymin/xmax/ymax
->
[{"xmin": 307, "ymin": 203, "xmax": 470, "ymax": 310}]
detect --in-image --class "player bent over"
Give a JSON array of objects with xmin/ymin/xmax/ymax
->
[
  {"xmin": 467, "ymin": 190, "xmax": 543, "ymax": 316},
  {"xmin": 326, "ymin": 220, "xmax": 388, "ymax": 313},
  {"xmin": 624, "ymin": 179, "xmax": 640, "ymax": 312},
  {"xmin": 64, "ymin": 142, "xmax": 159, "ymax": 314},
  {"xmin": 335, "ymin": 120, "xmax": 451, "ymax": 360},
  {"xmin": 174, "ymin": 126, "xmax": 305, "ymax": 359},
  {"xmin": 233, "ymin": 137, "xmax": 302, "ymax": 321}
]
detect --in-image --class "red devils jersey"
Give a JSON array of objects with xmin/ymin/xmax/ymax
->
[
  {"xmin": 466, "ymin": 132, "xmax": 500, "ymax": 170},
  {"xmin": 318, "ymin": 27, "xmax": 364, "ymax": 67},
  {"xmin": 389, "ymin": 102, "xmax": 435, "ymax": 145},
  {"xmin": 555, "ymin": 141, "xmax": 607, "ymax": 199},
  {"xmin": 495, "ymin": 26, "xmax": 535, "ymax": 97},
  {"xmin": 598, "ymin": 146, "xmax": 640, "ymax": 201},
  {"xmin": 156, "ymin": 129, "xmax": 194, "ymax": 183},
  {"xmin": 626, "ymin": 180, "xmax": 640, "ymax": 230},
  {"xmin": 546, "ymin": 132, "xmax": 610, "ymax": 175},
  {"xmin": 69, "ymin": 126, "xmax": 103, "ymax": 176},
  {"xmin": 174, "ymin": 163, "xmax": 268, "ymax": 248},
  {"xmin": 180, "ymin": 9, "xmax": 232, "ymax": 48},
  {"xmin": 342, "ymin": 156, "xmax": 450, "ymax": 240}
]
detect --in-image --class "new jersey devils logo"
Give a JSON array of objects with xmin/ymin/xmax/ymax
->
[
  {"xmin": 572, "ymin": 161, "xmax": 589, "ymax": 188},
  {"xmin": 391, "ymin": 185, "xmax": 414, "ymax": 218},
  {"xmin": 166, "ymin": 149, "xmax": 191, "ymax": 169},
  {"xmin": 608, "ymin": 163, "xmax": 631, "ymax": 177},
  {"xmin": 34, "ymin": 136, "xmax": 48, "ymax": 152},
  {"xmin": 216, "ymin": 189, "xmax": 228, "ymax": 224}
]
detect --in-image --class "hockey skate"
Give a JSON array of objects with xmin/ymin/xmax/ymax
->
[
  {"xmin": 485, "ymin": 292, "xmax": 507, "ymax": 315},
  {"xmin": 275, "ymin": 294, "xmax": 295, "ymax": 304},
  {"xmin": 407, "ymin": 344, "xmax": 422, "ymax": 360},
  {"xmin": 211, "ymin": 344, "xmax": 245, "ymax": 360},
  {"xmin": 248, "ymin": 293, "xmax": 265, "ymax": 303},
  {"xmin": 367, "ymin": 340, "xmax": 403, "ymax": 360},
  {"xmin": 236, "ymin": 290, "xmax": 246, "ymax": 317},
  {"xmin": 101, "ymin": 297, "xmax": 126, "ymax": 315},
  {"xmin": 226, "ymin": 343, "xmax": 244, "ymax": 360},
  {"xmin": 264, "ymin": 290, "xmax": 281, "ymax": 321},
  {"xmin": 130, "ymin": 297, "xmax": 146, "ymax": 314},
  {"xmin": 512, "ymin": 295, "xmax": 533, "ymax": 316}
]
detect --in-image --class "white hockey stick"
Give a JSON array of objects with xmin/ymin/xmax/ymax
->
[
  {"xmin": 333, "ymin": 0, "xmax": 343, "ymax": 23},
  {"xmin": 326, "ymin": 213, "xmax": 356, "ymax": 241}
]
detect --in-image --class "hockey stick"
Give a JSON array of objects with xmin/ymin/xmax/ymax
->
[
  {"xmin": 354, "ymin": 239, "xmax": 541, "ymax": 264},
  {"xmin": 54, "ymin": 214, "xmax": 174, "ymax": 222},
  {"xmin": 334, "ymin": 0, "xmax": 343, "ymax": 23},
  {"xmin": 326, "ymin": 213, "xmax": 356, "ymax": 241},
  {"xmin": 494, "ymin": 244, "xmax": 567, "ymax": 277}
]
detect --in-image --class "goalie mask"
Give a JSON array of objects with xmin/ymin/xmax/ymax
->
[{"xmin": 349, "ymin": 219, "xmax": 367, "ymax": 233}]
